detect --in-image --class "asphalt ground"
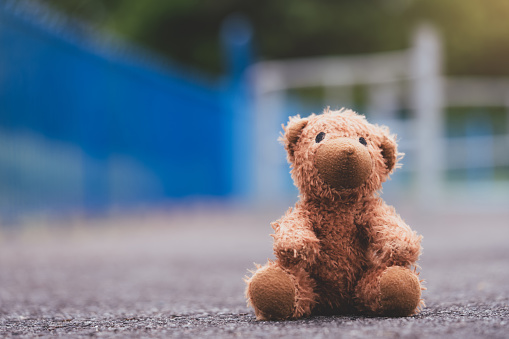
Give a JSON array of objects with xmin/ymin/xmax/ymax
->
[{"xmin": 0, "ymin": 205, "xmax": 508, "ymax": 338}]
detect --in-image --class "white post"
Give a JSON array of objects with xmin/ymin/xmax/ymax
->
[
  {"xmin": 411, "ymin": 24, "xmax": 444, "ymax": 209},
  {"xmin": 251, "ymin": 66, "xmax": 289, "ymax": 204}
]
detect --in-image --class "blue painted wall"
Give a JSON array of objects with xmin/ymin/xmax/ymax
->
[{"xmin": 0, "ymin": 3, "xmax": 249, "ymax": 216}]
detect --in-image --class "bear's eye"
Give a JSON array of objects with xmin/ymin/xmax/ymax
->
[
  {"xmin": 359, "ymin": 137, "xmax": 367, "ymax": 146},
  {"xmin": 315, "ymin": 132, "xmax": 326, "ymax": 143}
]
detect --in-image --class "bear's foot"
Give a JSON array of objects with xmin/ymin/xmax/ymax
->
[
  {"xmin": 379, "ymin": 266, "xmax": 421, "ymax": 317},
  {"xmin": 247, "ymin": 265, "xmax": 296, "ymax": 320}
]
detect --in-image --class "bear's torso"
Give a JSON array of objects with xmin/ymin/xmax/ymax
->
[{"xmin": 304, "ymin": 200, "xmax": 372, "ymax": 312}]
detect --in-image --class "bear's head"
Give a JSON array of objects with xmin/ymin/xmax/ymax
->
[{"xmin": 281, "ymin": 108, "xmax": 401, "ymax": 202}]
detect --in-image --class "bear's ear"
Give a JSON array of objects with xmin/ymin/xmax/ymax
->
[
  {"xmin": 281, "ymin": 117, "xmax": 308, "ymax": 161},
  {"xmin": 380, "ymin": 135, "xmax": 398, "ymax": 172}
]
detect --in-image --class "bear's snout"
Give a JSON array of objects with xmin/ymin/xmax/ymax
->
[
  {"xmin": 343, "ymin": 145, "xmax": 355, "ymax": 155},
  {"xmin": 315, "ymin": 137, "xmax": 372, "ymax": 190}
]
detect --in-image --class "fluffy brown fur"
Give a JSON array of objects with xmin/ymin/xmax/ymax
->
[{"xmin": 246, "ymin": 108, "xmax": 423, "ymax": 320}]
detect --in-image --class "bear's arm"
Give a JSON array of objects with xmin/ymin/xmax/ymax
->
[
  {"xmin": 271, "ymin": 207, "xmax": 320, "ymax": 265},
  {"xmin": 359, "ymin": 201, "xmax": 422, "ymax": 268}
]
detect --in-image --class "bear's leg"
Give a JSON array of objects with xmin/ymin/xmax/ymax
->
[
  {"xmin": 354, "ymin": 266, "xmax": 422, "ymax": 317},
  {"xmin": 245, "ymin": 261, "xmax": 317, "ymax": 320}
]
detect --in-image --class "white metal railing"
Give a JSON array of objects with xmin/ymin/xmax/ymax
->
[{"xmin": 247, "ymin": 23, "xmax": 509, "ymax": 208}]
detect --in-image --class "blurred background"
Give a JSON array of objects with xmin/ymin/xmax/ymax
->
[
  {"xmin": 1, "ymin": 2, "xmax": 509, "ymax": 334},
  {"xmin": 1, "ymin": 0, "xmax": 509, "ymax": 223}
]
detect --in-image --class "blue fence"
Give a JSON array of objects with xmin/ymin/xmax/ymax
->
[{"xmin": 0, "ymin": 2, "xmax": 250, "ymax": 217}]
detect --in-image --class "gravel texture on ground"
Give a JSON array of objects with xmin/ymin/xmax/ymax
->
[{"xmin": 1, "ymin": 205, "xmax": 508, "ymax": 338}]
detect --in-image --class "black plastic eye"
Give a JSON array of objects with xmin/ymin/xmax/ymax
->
[
  {"xmin": 359, "ymin": 137, "xmax": 367, "ymax": 146},
  {"xmin": 315, "ymin": 132, "xmax": 326, "ymax": 143}
]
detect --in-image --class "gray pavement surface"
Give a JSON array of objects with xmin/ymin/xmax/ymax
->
[{"xmin": 0, "ymin": 205, "xmax": 508, "ymax": 338}]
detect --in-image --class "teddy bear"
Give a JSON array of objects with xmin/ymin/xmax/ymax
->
[{"xmin": 245, "ymin": 108, "xmax": 423, "ymax": 320}]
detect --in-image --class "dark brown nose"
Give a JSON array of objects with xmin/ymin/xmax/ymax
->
[
  {"xmin": 314, "ymin": 137, "xmax": 373, "ymax": 190},
  {"xmin": 344, "ymin": 145, "xmax": 355, "ymax": 155}
]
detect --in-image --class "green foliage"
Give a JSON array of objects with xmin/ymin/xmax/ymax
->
[
  {"xmin": 43, "ymin": 0, "xmax": 509, "ymax": 76},
  {"xmin": 446, "ymin": 107, "xmax": 508, "ymax": 137}
]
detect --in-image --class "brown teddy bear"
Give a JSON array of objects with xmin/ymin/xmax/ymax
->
[{"xmin": 245, "ymin": 108, "xmax": 423, "ymax": 320}]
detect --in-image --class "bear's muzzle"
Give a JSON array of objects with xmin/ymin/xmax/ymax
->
[{"xmin": 315, "ymin": 137, "xmax": 373, "ymax": 190}]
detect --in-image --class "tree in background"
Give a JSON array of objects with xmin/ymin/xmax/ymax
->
[{"xmin": 42, "ymin": 0, "xmax": 509, "ymax": 77}]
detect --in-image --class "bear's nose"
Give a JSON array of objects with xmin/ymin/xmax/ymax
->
[
  {"xmin": 344, "ymin": 145, "xmax": 355, "ymax": 155},
  {"xmin": 314, "ymin": 137, "xmax": 373, "ymax": 190}
]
